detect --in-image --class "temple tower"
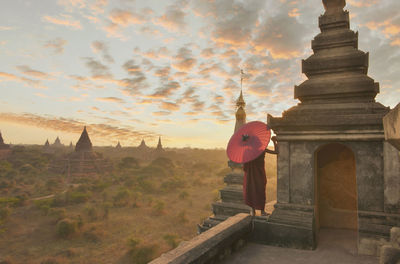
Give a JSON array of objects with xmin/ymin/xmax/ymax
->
[
  {"xmin": 199, "ymin": 88, "xmax": 250, "ymax": 232},
  {"xmin": 234, "ymin": 90, "xmax": 246, "ymax": 132},
  {"xmin": 53, "ymin": 137, "xmax": 63, "ymax": 148},
  {"xmin": 138, "ymin": 139, "xmax": 148, "ymax": 150},
  {"xmin": 50, "ymin": 126, "xmax": 112, "ymax": 177},
  {"xmin": 156, "ymin": 137, "xmax": 163, "ymax": 151},
  {"xmin": 0, "ymin": 131, "xmax": 9, "ymax": 149},
  {"xmin": 75, "ymin": 127, "xmax": 92, "ymax": 152},
  {"xmin": 116, "ymin": 141, "xmax": 122, "ymax": 149},
  {"xmin": 264, "ymin": 0, "xmax": 400, "ymax": 253}
]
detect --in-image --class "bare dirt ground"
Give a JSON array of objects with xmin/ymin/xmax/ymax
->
[{"xmin": 223, "ymin": 228, "xmax": 379, "ymax": 264}]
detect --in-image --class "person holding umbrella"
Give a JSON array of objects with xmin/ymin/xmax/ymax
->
[{"xmin": 227, "ymin": 121, "xmax": 279, "ymax": 216}]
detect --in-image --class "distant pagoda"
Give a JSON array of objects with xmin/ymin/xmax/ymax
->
[
  {"xmin": 156, "ymin": 137, "xmax": 164, "ymax": 151},
  {"xmin": 138, "ymin": 139, "xmax": 148, "ymax": 150},
  {"xmin": 0, "ymin": 131, "xmax": 10, "ymax": 159},
  {"xmin": 52, "ymin": 137, "xmax": 63, "ymax": 148},
  {"xmin": 75, "ymin": 127, "xmax": 92, "ymax": 152},
  {"xmin": 0, "ymin": 131, "xmax": 10, "ymax": 149},
  {"xmin": 44, "ymin": 139, "xmax": 50, "ymax": 147},
  {"xmin": 116, "ymin": 141, "xmax": 122, "ymax": 149},
  {"xmin": 49, "ymin": 126, "xmax": 112, "ymax": 177}
]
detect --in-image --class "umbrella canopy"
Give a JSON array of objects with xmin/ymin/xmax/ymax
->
[{"xmin": 226, "ymin": 121, "xmax": 271, "ymax": 163}]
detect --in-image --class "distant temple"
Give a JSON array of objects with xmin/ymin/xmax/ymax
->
[
  {"xmin": 44, "ymin": 139, "xmax": 50, "ymax": 148},
  {"xmin": 137, "ymin": 139, "xmax": 149, "ymax": 150},
  {"xmin": 116, "ymin": 141, "xmax": 122, "ymax": 149},
  {"xmin": 0, "ymin": 131, "xmax": 11, "ymax": 160},
  {"xmin": 156, "ymin": 137, "xmax": 164, "ymax": 151},
  {"xmin": 0, "ymin": 131, "xmax": 10, "ymax": 149},
  {"xmin": 50, "ymin": 126, "xmax": 112, "ymax": 177},
  {"xmin": 52, "ymin": 136, "xmax": 63, "ymax": 147}
]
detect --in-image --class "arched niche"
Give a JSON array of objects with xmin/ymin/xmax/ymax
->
[{"xmin": 314, "ymin": 143, "xmax": 358, "ymax": 231}]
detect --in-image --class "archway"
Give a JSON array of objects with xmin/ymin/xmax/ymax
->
[{"xmin": 314, "ymin": 143, "xmax": 358, "ymax": 231}]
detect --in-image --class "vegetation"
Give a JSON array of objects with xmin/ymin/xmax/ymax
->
[{"xmin": 0, "ymin": 145, "xmax": 277, "ymax": 263}]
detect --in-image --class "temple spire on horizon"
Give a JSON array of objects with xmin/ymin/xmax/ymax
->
[
  {"xmin": 234, "ymin": 70, "xmax": 247, "ymax": 132},
  {"xmin": 75, "ymin": 126, "xmax": 93, "ymax": 152}
]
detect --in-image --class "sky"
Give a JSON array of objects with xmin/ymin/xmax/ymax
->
[{"xmin": 0, "ymin": 0, "xmax": 399, "ymax": 148}]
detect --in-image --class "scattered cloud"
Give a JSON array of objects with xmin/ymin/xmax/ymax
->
[
  {"xmin": 42, "ymin": 14, "xmax": 82, "ymax": 29},
  {"xmin": 155, "ymin": 0, "xmax": 187, "ymax": 31},
  {"xmin": 0, "ymin": 26, "xmax": 14, "ymax": 31},
  {"xmin": 96, "ymin": 97, "xmax": 125, "ymax": 104},
  {"xmin": 0, "ymin": 71, "xmax": 47, "ymax": 90},
  {"xmin": 83, "ymin": 57, "xmax": 113, "ymax": 79},
  {"xmin": 16, "ymin": 65, "xmax": 52, "ymax": 80},
  {"xmin": 44, "ymin": 38, "xmax": 68, "ymax": 54},
  {"xmin": 91, "ymin": 41, "xmax": 114, "ymax": 63},
  {"xmin": 160, "ymin": 101, "xmax": 180, "ymax": 111},
  {"xmin": 172, "ymin": 47, "xmax": 196, "ymax": 71},
  {"xmin": 149, "ymin": 81, "xmax": 181, "ymax": 99}
]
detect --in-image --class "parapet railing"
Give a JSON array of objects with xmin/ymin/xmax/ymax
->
[{"xmin": 149, "ymin": 213, "xmax": 252, "ymax": 264}]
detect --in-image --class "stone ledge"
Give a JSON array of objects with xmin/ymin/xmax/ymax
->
[
  {"xmin": 149, "ymin": 213, "xmax": 251, "ymax": 264},
  {"xmin": 383, "ymin": 103, "xmax": 400, "ymax": 150}
]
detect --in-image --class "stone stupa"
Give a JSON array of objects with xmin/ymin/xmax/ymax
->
[
  {"xmin": 262, "ymin": 0, "xmax": 399, "ymax": 254},
  {"xmin": 0, "ymin": 131, "xmax": 11, "ymax": 159}
]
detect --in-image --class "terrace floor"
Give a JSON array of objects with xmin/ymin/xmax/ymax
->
[{"xmin": 222, "ymin": 228, "xmax": 379, "ymax": 264}]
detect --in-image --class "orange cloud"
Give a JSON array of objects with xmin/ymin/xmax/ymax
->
[
  {"xmin": 96, "ymin": 97, "xmax": 125, "ymax": 104},
  {"xmin": 43, "ymin": 15, "xmax": 82, "ymax": 29},
  {"xmin": 16, "ymin": 65, "xmax": 53, "ymax": 80},
  {"xmin": 0, "ymin": 71, "xmax": 47, "ymax": 89},
  {"xmin": 160, "ymin": 101, "xmax": 180, "ymax": 111},
  {"xmin": 44, "ymin": 38, "xmax": 68, "ymax": 54},
  {"xmin": 0, "ymin": 112, "xmax": 157, "ymax": 144},
  {"xmin": 109, "ymin": 9, "xmax": 145, "ymax": 26},
  {"xmin": 347, "ymin": 0, "xmax": 378, "ymax": 7}
]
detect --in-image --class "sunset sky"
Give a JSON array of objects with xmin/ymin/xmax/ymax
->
[{"xmin": 1, "ymin": 0, "xmax": 399, "ymax": 148}]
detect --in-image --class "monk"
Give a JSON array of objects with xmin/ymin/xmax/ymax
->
[{"xmin": 243, "ymin": 135, "xmax": 278, "ymax": 216}]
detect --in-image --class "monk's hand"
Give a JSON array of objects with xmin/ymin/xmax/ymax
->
[{"xmin": 271, "ymin": 136, "xmax": 277, "ymax": 142}]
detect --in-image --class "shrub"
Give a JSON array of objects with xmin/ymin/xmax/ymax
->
[
  {"xmin": 34, "ymin": 198, "xmax": 54, "ymax": 215},
  {"xmin": 118, "ymin": 157, "xmax": 139, "ymax": 169},
  {"xmin": 179, "ymin": 191, "xmax": 188, "ymax": 200},
  {"xmin": 48, "ymin": 208, "xmax": 66, "ymax": 222},
  {"xmin": 152, "ymin": 201, "xmax": 164, "ymax": 215},
  {"xmin": 177, "ymin": 210, "xmax": 188, "ymax": 224},
  {"xmin": 40, "ymin": 257, "xmax": 67, "ymax": 264},
  {"xmin": 0, "ymin": 197, "xmax": 22, "ymax": 208},
  {"xmin": 163, "ymin": 234, "xmax": 178, "ymax": 249},
  {"xmin": 56, "ymin": 219, "xmax": 77, "ymax": 239},
  {"xmin": 0, "ymin": 207, "xmax": 10, "ymax": 222},
  {"xmin": 66, "ymin": 191, "xmax": 91, "ymax": 204},
  {"xmin": 85, "ymin": 206, "xmax": 98, "ymax": 222},
  {"xmin": 160, "ymin": 177, "xmax": 185, "ymax": 193},
  {"xmin": 83, "ymin": 226, "xmax": 103, "ymax": 243},
  {"xmin": 127, "ymin": 238, "xmax": 156, "ymax": 264},
  {"xmin": 113, "ymin": 189, "xmax": 130, "ymax": 207}
]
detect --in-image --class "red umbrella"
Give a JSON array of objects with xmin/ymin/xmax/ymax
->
[{"xmin": 227, "ymin": 121, "xmax": 271, "ymax": 163}]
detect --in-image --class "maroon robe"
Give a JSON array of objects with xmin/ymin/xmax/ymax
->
[{"xmin": 243, "ymin": 152, "xmax": 266, "ymax": 210}]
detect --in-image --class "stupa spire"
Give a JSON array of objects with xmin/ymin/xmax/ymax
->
[
  {"xmin": 323, "ymin": 0, "xmax": 346, "ymax": 14},
  {"xmin": 0, "ymin": 131, "xmax": 4, "ymax": 145},
  {"xmin": 75, "ymin": 126, "xmax": 93, "ymax": 152},
  {"xmin": 156, "ymin": 136, "xmax": 163, "ymax": 150},
  {"xmin": 234, "ymin": 70, "xmax": 247, "ymax": 132}
]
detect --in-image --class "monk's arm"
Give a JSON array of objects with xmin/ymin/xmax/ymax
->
[{"xmin": 265, "ymin": 136, "xmax": 279, "ymax": 154}]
